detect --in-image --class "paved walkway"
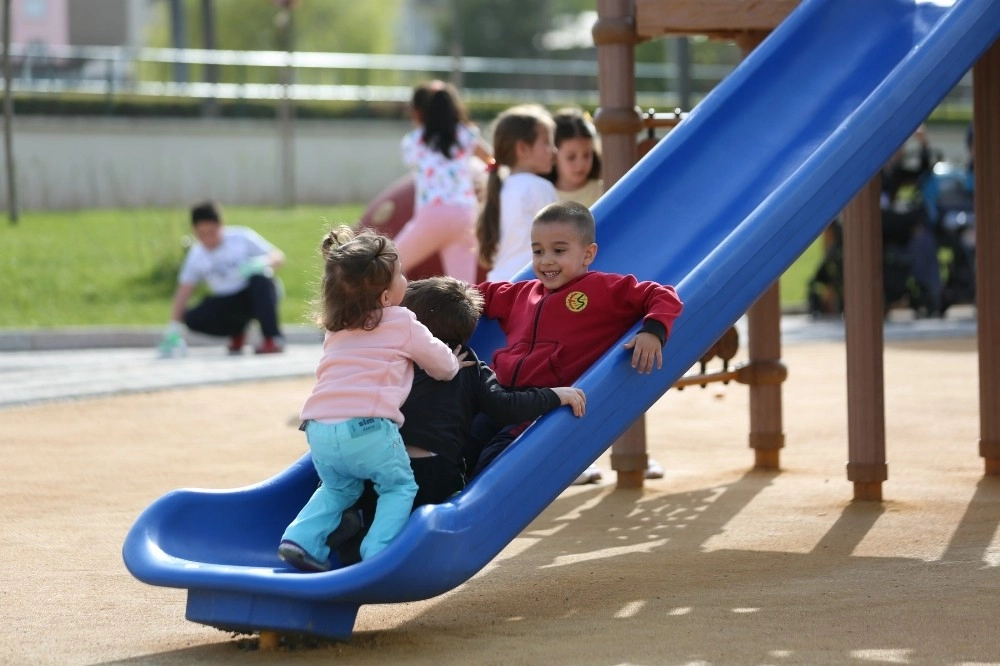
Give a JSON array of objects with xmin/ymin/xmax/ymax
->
[{"xmin": 0, "ymin": 308, "xmax": 977, "ymax": 409}]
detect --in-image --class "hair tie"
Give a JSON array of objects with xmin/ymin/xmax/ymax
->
[{"xmin": 485, "ymin": 159, "xmax": 498, "ymax": 174}]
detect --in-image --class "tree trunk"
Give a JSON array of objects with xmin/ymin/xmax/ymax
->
[
  {"xmin": 277, "ymin": 4, "xmax": 295, "ymax": 208},
  {"xmin": 200, "ymin": 0, "xmax": 218, "ymax": 116},
  {"xmin": 169, "ymin": 0, "xmax": 187, "ymax": 84},
  {"xmin": 3, "ymin": 0, "xmax": 18, "ymax": 224}
]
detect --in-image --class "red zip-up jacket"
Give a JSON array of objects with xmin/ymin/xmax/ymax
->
[{"xmin": 477, "ymin": 272, "xmax": 683, "ymax": 389}]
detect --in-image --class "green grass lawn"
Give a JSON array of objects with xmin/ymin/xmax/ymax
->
[
  {"xmin": 0, "ymin": 206, "xmax": 363, "ymax": 328},
  {"xmin": 0, "ymin": 206, "xmax": 824, "ymax": 329}
]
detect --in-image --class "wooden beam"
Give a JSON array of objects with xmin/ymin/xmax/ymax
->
[
  {"xmin": 974, "ymin": 38, "xmax": 1000, "ymax": 475},
  {"xmin": 636, "ymin": 0, "xmax": 799, "ymax": 39}
]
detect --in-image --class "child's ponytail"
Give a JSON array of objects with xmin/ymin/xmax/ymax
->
[
  {"xmin": 320, "ymin": 225, "xmax": 355, "ymax": 260},
  {"xmin": 423, "ymin": 86, "xmax": 464, "ymax": 158},
  {"xmin": 477, "ymin": 168, "xmax": 503, "ymax": 268}
]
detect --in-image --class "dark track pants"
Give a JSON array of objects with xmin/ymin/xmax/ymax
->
[{"xmin": 183, "ymin": 275, "xmax": 282, "ymax": 339}]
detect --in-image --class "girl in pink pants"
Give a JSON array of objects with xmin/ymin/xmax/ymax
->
[
  {"xmin": 394, "ymin": 202, "xmax": 479, "ymax": 283},
  {"xmin": 397, "ymin": 81, "xmax": 492, "ymax": 283}
]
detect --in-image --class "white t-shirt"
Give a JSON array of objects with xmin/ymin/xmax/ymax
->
[
  {"xmin": 487, "ymin": 172, "xmax": 558, "ymax": 281},
  {"xmin": 401, "ymin": 124, "xmax": 480, "ymax": 211},
  {"xmin": 177, "ymin": 226, "xmax": 275, "ymax": 296}
]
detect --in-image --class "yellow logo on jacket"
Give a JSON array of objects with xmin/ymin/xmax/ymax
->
[{"xmin": 565, "ymin": 291, "xmax": 588, "ymax": 312}]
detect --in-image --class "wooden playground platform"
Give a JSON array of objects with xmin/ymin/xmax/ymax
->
[{"xmin": 592, "ymin": 0, "xmax": 1000, "ymax": 500}]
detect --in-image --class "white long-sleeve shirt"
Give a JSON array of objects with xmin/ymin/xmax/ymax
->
[{"xmin": 487, "ymin": 173, "xmax": 558, "ymax": 281}]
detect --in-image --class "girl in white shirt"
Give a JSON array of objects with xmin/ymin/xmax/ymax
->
[
  {"xmin": 395, "ymin": 81, "xmax": 492, "ymax": 283},
  {"xmin": 476, "ymin": 104, "xmax": 558, "ymax": 282},
  {"xmin": 278, "ymin": 227, "xmax": 466, "ymax": 572}
]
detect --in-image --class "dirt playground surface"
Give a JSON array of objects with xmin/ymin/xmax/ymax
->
[{"xmin": 2, "ymin": 337, "xmax": 999, "ymax": 665}]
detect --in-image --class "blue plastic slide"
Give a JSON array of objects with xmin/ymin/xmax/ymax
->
[{"xmin": 123, "ymin": 0, "xmax": 999, "ymax": 640}]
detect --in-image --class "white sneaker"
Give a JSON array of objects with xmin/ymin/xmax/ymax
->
[
  {"xmin": 572, "ymin": 464, "xmax": 603, "ymax": 485},
  {"xmin": 645, "ymin": 459, "xmax": 665, "ymax": 479}
]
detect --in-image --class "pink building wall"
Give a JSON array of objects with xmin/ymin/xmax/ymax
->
[{"xmin": 12, "ymin": 0, "xmax": 69, "ymax": 47}]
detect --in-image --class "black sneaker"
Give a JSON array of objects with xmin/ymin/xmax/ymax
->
[
  {"xmin": 325, "ymin": 510, "xmax": 363, "ymax": 551},
  {"xmin": 277, "ymin": 540, "xmax": 330, "ymax": 572}
]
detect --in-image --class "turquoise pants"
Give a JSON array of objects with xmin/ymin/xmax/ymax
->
[{"xmin": 282, "ymin": 417, "xmax": 417, "ymax": 563}]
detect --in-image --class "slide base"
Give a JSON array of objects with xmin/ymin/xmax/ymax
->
[{"xmin": 185, "ymin": 589, "xmax": 359, "ymax": 641}]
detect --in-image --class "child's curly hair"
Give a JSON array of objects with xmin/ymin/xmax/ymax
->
[{"xmin": 316, "ymin": 226, "xmax": 399, "ymax": 332}]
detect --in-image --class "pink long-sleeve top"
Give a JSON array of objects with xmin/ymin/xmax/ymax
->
[{"xmin": 299, "ymin": 306, "xmax": 460, "ymax": 426}]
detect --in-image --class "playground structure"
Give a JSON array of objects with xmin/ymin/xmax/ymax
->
[
  {"xmin": 592, "ymin": 0, "xmax": 1000, "ymax": 498},
  {"xmin": 123, "ymin": 0, "xmax": 1000, "ymax": 643}
]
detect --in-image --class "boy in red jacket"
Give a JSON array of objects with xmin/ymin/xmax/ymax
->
[{"xmin": 466, "ymin": 200, "xmax": 683, "ymax": 478}]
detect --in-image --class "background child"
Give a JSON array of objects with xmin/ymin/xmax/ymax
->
[
  {"xmin": 394, "ymin": 81, "xmax": 493, "ymax": 283},
  {"xmin": 466, "ymin": 201, "xmax": 683, "ymax": 479},
  {"xmin": 547, "ymin": 107, "xmax": 604, "ymax": 207},
  {"xmin": 330, "ymin": 276, "xmax": 586, "ymax": 565},
  {"xmin": 162, "ymin": 201, "xmax": 285, "ymax": 356},
  {"xmin": 278, "ymin": 227, "xmax": 465, "ymax": 572},
  {"xmin": 476, "ymin": 104, "xmax": 558, "ymax": 282}
]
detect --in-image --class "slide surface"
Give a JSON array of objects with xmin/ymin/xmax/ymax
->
[{"xmin": 123, "ymin": 0, "xmax": 1000, "ymax": 639}]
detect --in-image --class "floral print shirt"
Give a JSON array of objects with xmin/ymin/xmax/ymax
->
[{"xmin": 402, "ymin": 124, "xmax": 480, "ymax": 210}]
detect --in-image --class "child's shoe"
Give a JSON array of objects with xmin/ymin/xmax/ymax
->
[
  {"xmin": 157, "ymin": 322, "xmax": 187, "ymax": 359},
  {"xmin": 645, "ymin": 459, "xmax": 665, "ymax": 479},
  {"xmin": 227, "ymin": 333, "xmax": 246, "ymax": 355},
  {"xmin": 572, "ymin": 464, "xmax": 603, "ymax": 485},
  {"xmin": 277, "ymin": 540, "xmax": 330, "ymax": 572},
  {"xmin": 255, "ymin": 337, "xmax": 285, "ymax": 354}
]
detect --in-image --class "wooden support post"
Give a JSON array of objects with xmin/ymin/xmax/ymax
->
[
  {"xmin": 593, "ymin": 0, "xmax": 641, "ymax": 187},
  {"xmin": 974, "ymin": 39, "xmax": 1000, "ymax": 476},
  {"xmin": 842, "ymin": 177, "xmax": 888, "ymax": 501},
  {"xmin": 747, "ymin": 284, "xmax": 784, "ymax": 469},
  {"xmin": 258, "ymin": 630, "xmax": 280, "ymax": 650},
  {"xmin": 593, "ymin": 0, "xmax": 646, "ymax": 489},
  {"xmin": 735, "ymin": 31, "xmax": 785, "ymax": 470}
]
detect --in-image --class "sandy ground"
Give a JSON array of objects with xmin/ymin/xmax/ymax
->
[{"xmin": 2, "ymin": 337, "xmax": 999, "ymax": 666}]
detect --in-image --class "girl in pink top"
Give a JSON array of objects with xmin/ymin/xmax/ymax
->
[
  {"xmin": 395, "ymin": 81, "xmax": 492, "ymax": 282},
  {"xmin": 279, "ymin": 227, "xmax": 465, "ymax": 572}
]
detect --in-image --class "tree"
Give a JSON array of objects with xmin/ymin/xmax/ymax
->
[
  {"xmin": 438, "ymin": 0, "xmax": 555, "ymax": 59},
  {"xmin": 3, "ymin": 0, "xmax": 17, "ymax": 224},
  {"xmin": 148, "ymin": 0, "xmax": 402, "ymax": 55}
]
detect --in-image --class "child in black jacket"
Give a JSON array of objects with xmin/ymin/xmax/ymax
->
[{"xmin": 330, "ymin": 276, "xmax": 585, "ymax": 563}]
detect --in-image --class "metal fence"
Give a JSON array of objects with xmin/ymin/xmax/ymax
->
[
  {"xmin": 3, "ymin": 42, "xmax": 733, "ymax": 108},
  {"xmin": 1, "ymin": 42, "xmax": 974, "ymax": 113}
]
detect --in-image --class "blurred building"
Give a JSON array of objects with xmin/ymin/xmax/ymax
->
[
  {"xmin": 10, "ymin": 0, "xmax": 69, "ymax": 46},
  {"xmin": 6, "ymin": 0, "xmax": 148, "ymax": 48}
]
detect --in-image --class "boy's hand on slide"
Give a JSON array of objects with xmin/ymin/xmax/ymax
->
[
  {"xmin": 552, "ymin": 387, "xmax": 586, "ymax": 417},
  {"xmin": 624, "ymin": 332, "xmax": 663, "ymax": 374},
  {"xmin": 453, "ymin": 345, "xmax": 476, "ymax": 368}
]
